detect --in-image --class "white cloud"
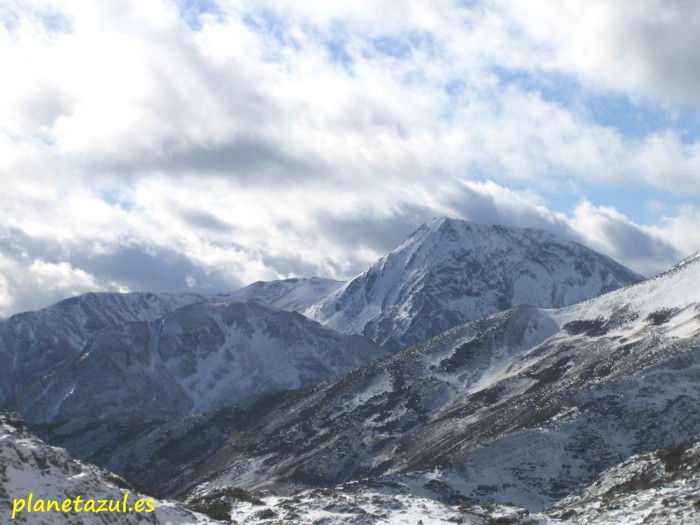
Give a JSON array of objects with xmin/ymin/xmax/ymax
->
[
  {"xmin": 635, "ymin": 133, "xmax": 700, "ymax": 195},
  {"xmin": 568, "ymin": 200, "xmax": 678, "ymax": 276},
  {"xmin": 491, "ymin": 0, "xmax": 700, "ymax": 104},
  {"xmin": 3, "ymin": 0, "xmax": 698, "ymax": 192},
  {"xmin": 0, "ymin": 0, "xmax": 699, "ymax": 316},
  {"xmin": 652, "ymin": 206, "xmax": 700, "ymax": 260},
  {"xmin": 0, "ymin": 251, "xmax": 129, "ymax": 318}
]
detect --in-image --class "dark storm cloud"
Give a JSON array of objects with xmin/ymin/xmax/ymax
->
[
  {"xmin": 570, "ymin": 206, "xmax": 679, "ymax": 277},
  {"xmin": 77, "ymin": 132, "xmax": 324, "ymax": 185},
  {"xmin": 598, "ymin": 220, "xmax": 675, "ymax": 272},
  {"xmin": 0, "ymin": 228, "xmax": 59, "ymax": 260},
  {"xmin": 445, "ymin": 182, "xmax": 566, "ymax": 232}
]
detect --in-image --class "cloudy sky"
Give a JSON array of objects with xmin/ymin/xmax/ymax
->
[{"xmin": 1, "ymin": 0, "xmax": 700, "ymax": 318}]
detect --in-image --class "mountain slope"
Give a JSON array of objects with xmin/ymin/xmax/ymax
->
[
  {"xmin": 9, "ymin": 300, "xmax": 386, "ymax": 426},
  {"xmin": 214, "ymin": 482, "xmax": 542, "ymax": 524},
  {"xmin": 304, "ymin": 217, "xmax": 643, "ymax": 350},
  {"xmin": 0, "ymin": 291, "xmax": 206, "ymax": 401},
  {"xmin": 117, "ymin": 252, "xmax": 700, "ymax": 510}
]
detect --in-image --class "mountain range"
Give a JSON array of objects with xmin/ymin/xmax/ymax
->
[
  {"xmin": 83, "ymin": 251, "xmax": 699, "ymax": 512},
  {"xmin": 1, "ymin": 217, "xmax": 697, "ymax": 524}
]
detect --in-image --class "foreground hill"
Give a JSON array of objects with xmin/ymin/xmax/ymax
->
[
  {"xmin": 0, "ymin": 413, "xmax": 223, "ymax": 524},
  {"xmin": 546, "ymin": 434, "xmax": 700, "ymax": 524},
  {"xmin": 5, "ymin": 410, "xmax": 698, "ymax": 524},
  {"xmin": 304, "ymin": 217, "xmax": 643, "ymax": 350}
]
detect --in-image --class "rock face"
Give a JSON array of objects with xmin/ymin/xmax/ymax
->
[
  {"xmin": 8, "ymin": 300, "xmax": 386, "ymax": 426},
  {"xmin": 304, "ymin": 217, "xmax": 644, "ymax": 350},
  {"xmin": 115, "ymin": 252, "xmax": 699, "ymax": 512}
]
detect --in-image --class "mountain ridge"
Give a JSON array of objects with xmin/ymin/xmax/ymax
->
[
  {"xmin": 8, "ymin": 299, "xmax": 386, "ymax": 427},
  {"xmin": 213, "ymin": 277, "xmax": 344, "ymax": 312}
]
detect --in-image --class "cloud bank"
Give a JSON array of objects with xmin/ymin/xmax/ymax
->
[{"xmin": 1, "ymin": 0, "xmax": 699, "ymax": 317}]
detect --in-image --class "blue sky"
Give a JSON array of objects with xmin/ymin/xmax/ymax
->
[{"xmin": 1, "ymin": 0, "xmax": 699, "ymax": 317}]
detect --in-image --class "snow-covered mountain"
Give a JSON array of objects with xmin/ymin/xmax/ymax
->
[
  {"xmin": 0, "ymin": 291, "xmax": 207, "ymax": 402},
  {"xmin": 0, "ymin": 412, "xmax": 224, "ymax": 524},
  {"xmin": 110, "ymin": 251, "xmax": 700, "ymax": 512},
  {"xmin": 214, "ymin": 277, "xmax": 344, "ymax": 312},
  {"xmin": 304, "ymin": 217, "xmax": 644, "ymax": 350},
  {"xmin": 0, "ymin": 277, "xmax": 344, "ymax": 405},
  {"xmin": 8, "ymin": 300, "xmax": 385, "ymax": 426}
]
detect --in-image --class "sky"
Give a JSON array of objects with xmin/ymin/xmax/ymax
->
[{"xmin": 1, "ymin": 0, "xmax": 700, "ymax": 318}]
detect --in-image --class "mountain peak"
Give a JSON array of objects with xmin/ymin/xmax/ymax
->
[{"xmin": 304, "ymin": 217, "xmax": 644, "ymax": 350}]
